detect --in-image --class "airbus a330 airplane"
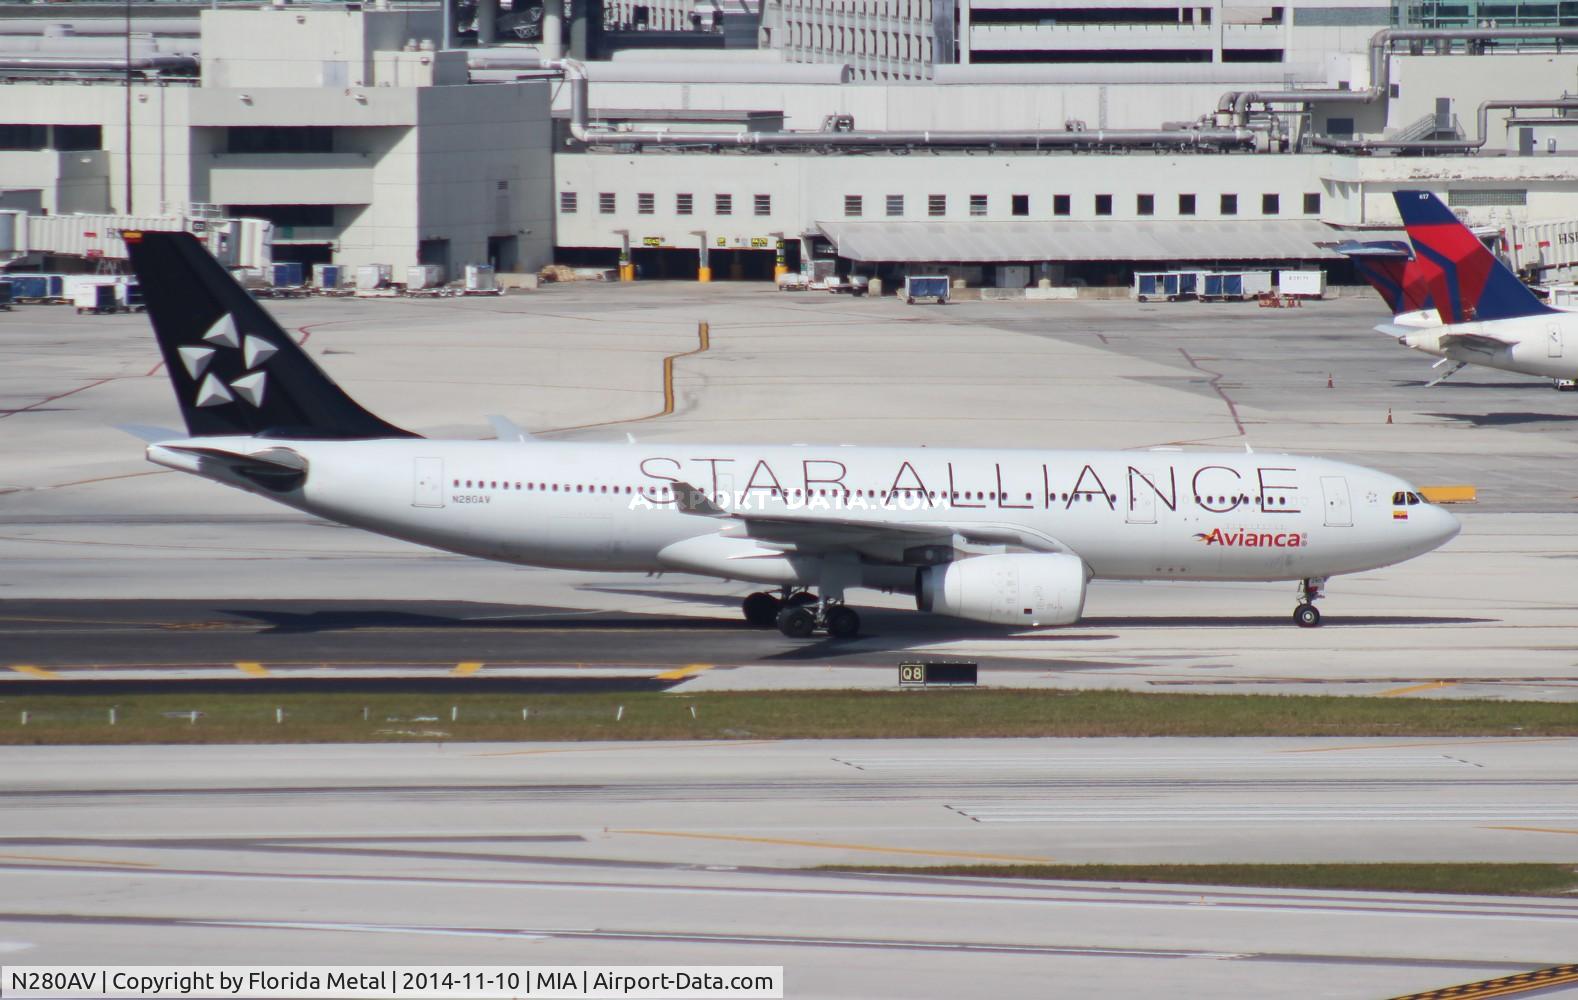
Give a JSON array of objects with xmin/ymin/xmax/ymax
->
[
  {"xmin": 124, "ymin": 230, "xmax": 1458, "ymax": 636},
  {"xmin": 1341, "ymin": 189, "xmax": 1575, "ymax": 387}
]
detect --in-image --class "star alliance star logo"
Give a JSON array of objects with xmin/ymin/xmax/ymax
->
[{"xmin": 182, "ymin": 313, "xmax": 276, "ymax": 409}]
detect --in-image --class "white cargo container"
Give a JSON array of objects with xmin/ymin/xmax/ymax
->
[
  {"xmin": 356, "ymin": 264, "xmax": 393, "ymax": 290},
  {"xmin": 1278, "ymin": 270, "xmax": 1326, "ymax": 298},
  {"xmin": 406, "ymin": 264, "xmax": 445, "ymax": 290},
  {"xmin": 73, "ymin": 283, "xmax": 119, "ymax": 314},
  {"xmin": 464, "ymin": 264, "xmax": 499, "ymax": 294}
]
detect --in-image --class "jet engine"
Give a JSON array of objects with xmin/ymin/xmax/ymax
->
[{"xmin": 915, "ymin": 553, "xmax": 1088, "ymax": 627}]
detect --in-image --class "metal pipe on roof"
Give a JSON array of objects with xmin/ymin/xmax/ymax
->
[
  {"xmin": 1219, "ymin": 27, "xmax": 1578, "ymax": 125},
  {"xmin": 1310, "ymin": 98, "xmax": 1578, "ymax": 152},
  {"xmin": 528, "ymin": 57, "xmax": 1257, "ymax": 151},
  {"xmin": 468, "ymin": 49, "xmax": 854, "ymax": 83},
  {"xmin": 0, "ymin": 54, "xmax": 197, "ymax": 72},
  {"xmin": 0, "ymin": 19, "xmax": 200, "ymax": 36}
]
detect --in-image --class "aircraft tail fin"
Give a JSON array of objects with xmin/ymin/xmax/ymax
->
[
  {"xmin": 123, "ymin": 230, "xmax": 418, "ymax": 440},
  {"xmin": 1335, "ymin": 239, "xmax": 1434, "ymax": 315},
  {"xmin": 1392, "ymin": 189, "xmax": 1553, "ymax": 323}
]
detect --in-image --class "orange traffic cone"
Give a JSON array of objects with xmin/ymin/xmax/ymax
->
[{"xmin": 1386, "ymin": 408, "xmax": 1393, "ymax": 424}]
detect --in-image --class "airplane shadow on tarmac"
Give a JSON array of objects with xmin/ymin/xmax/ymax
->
[{"xmin": 1422, "ymin": 411, "xmax": 1578, "ymax": 427}]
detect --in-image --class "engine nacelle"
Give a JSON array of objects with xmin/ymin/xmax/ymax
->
[{"xmin": 915, "ymin": 553, "xmax": 1088, "ymax": 627}]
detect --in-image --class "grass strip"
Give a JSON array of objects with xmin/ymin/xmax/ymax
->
[
  {"xmin": 818, "ymin": 863, "xmax": 1578, "ymax": 898},
  {"xmin": 0, "ymin": 688, "xmax": 1576, "ymax": 744}
]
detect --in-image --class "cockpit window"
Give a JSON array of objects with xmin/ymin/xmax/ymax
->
[
  {"xmin": 1392, "ymin": 491, "xmax": 1406, "ymax": 505},
  {"xmin": 1407, "ymin": 492, "xmax": 1421, "ymax": 505}
]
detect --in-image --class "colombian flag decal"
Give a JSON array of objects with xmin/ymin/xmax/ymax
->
[{"xmin": 1393, "ymin": 509, "xmax": 1409, "ymax": 520}]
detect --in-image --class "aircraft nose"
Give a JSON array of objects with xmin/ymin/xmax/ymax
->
[{"xmin": 1423, "ymin": 504, "xmax": 1461, "ymax": 549}]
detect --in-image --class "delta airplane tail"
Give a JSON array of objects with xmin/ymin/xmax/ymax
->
[
  {"xmin": 122, "ymin": 230, "xmax": 416, "ymax": 440},
  {"xmin": 1392, "ymin": 189, "xmax": 1553, "ymax": 324},
  {"xmin": 1334, "ymin": 239, "xmax": 1434, "ymax": 316}
]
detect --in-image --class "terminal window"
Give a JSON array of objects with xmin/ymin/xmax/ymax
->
[
  {"xmin": 755, "ymin": 194, "xmax": 772, "ymax": 215},
  {"xmin": 598, "ymin": 192, "xmax": 616, "ymax": 214},
  {"xmin": 1220, "ymin": 193, "xmax": 1238, "ymax": 215},
  {"xmin": 1179, "ymin": 193, "xmax": 1197, "ymax": 215},
  {"xmin": 969, "ymin": 194, "xmax": 988, "ymax": 216},
  {"xmin": 845, "ymin": 195, "xmax": 864, "ymax": 217},
  {"xmin": 1012, "ymin": 194, "xmax": 1029, "ymax": 216},
  {"xmin": 0, "ymin": 124, "xmax": 47, "ymax": 150},
  {"xmin": 676, "ymin": 193, "xmax": 693, "ymax": 215},
  {"xmin": 1303, "ymin": 192, "xmax": 1321, "ymax": 214},
  {"xmin": 1137, "ymin": 193, "xmax": 1154, "ymax": 216},
  {"xmin": 928, "ymin": 194, "xmax": 947, "ymax": 216},
  {"xmin": 1094, "ymin": 194, "xmax": 1113, "ymax": 216},
  {"xmin": 226, "ymin": 126, "xmax": 334, "ymax": 154},
  {"xmin": 53, "ymin": 125, "xmax": 102, "ymax": 151},
  {"xmin": 716, "ymin": 193, "xmax": 733, "ymax": 215},
  {"xmin": 637, "ymin": 193, "xmax": 655, "ymax": 215},
  {"xmin": 1261, "ymin": 193, "xmax": 1279, "ymax": 215},
  {"xmin": 1053, "ymin": 194, "xmax": 1070, "ymax": 216},
  {"xmin": 887, "ymin": 194, "xmax": 905, "ymax": 216}
]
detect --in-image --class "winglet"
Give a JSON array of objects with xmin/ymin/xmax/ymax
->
[
  {"xmin": 486, "ymin": 415, "xmax": 533, "ymax": 442},
  {"xmin": 671, "ymin": 479, "xmax": 725, "ymax": 516}
]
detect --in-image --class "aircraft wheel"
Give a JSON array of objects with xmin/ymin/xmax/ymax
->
[
  {"xmin": 776, "ymin": 605, "xmax": 816, "ymax": 639},
  {"xmin": 826, "ymin": 606, "xmax": 861, "ymax": 639},
  {"xmin": 1293, "ymin": 603, "xmax": 1321, "ymax": 628},
  {"xmin": 742, "ymin": 592, "xmax": 781, "ymax": 628},
  {"xmin": 786, "ymin": 591, "xmax": 818, "ymax": 607}
]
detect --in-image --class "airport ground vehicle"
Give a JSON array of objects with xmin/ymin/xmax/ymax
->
[{"xmin": 904, "ymin": 275, "xmax": 950, "ymax": 304}]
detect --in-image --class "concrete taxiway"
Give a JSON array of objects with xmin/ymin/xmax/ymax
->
[
  {"xmin": 2, "ymin": 284, "xmax": 1578, "ymax": 697},
  {"xmin": 2, "ymin": 739, "xmax": 1578, "ymax": 998}
]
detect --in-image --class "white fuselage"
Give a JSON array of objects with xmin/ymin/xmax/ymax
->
[
  {"xmin": 149, "ymin": 438, "xmax": 1459, "ymax": 595},
  {"xmin": 1392, "ymin": 309, "xmax": 1577, "ymax": 379}
]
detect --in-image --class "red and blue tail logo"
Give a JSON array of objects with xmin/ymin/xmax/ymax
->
[
  {"xmin": 1393, "ymin": 190, "xmax": 1552, "ymax": 323},
  {"xmin": 1336, "ymin": 239, "xmax": 1435, "ymax": 315}
]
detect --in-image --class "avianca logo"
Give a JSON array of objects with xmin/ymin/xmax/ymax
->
[{"xmin": 1195, "ymin": 528, "xmax": 1307, "ymax": 548}]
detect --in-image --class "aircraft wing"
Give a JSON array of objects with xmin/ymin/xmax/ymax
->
[
  {"xmin": 1438, "ymin": 330, "xmax": 1518, "ymax": 353},
  {"xmin": 671, "ymin": 481, "xmax": 1073, "ymax": 563}
]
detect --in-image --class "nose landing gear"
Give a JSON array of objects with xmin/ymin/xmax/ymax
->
[{"xmin": 1293, "ymin": 577, "xmax": 1325, "ymax": 628}]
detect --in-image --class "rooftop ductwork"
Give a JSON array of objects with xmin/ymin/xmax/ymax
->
[
  {"xmin": 0, "ymin": 53, "xmax": 197, "ymax": 74},
  {"xmin": 517, "ymin": 57, "xmax": 1261, "ymax": 152},
  {"xmin": 1219, "ymin": 27, "xmax": 1578, "ymax": 126},
  {"xmin": 1310, "ymin": 98, "xmax": 1578, "ymax": 152}
]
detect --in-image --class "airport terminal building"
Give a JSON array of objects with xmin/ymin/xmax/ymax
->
[{"xmin": 3, "ymin": 0, "xmax": 1578, "ymax": 284}]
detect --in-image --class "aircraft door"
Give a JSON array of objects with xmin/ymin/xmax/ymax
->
[
  {"xmin": 413, "ymin": 457, "xmax": 445, "ymax": 508},
  {"xmin": 1319, "ymin": 475, "xmax": 1352, "ymax": 527},
  {"xmin": 1126, "ymin": 466, "xmax": 1159, "ymax": 524},
  {"xmin": 1549, "ymin": 323, "xmax": 1563, "ymax": 358}
]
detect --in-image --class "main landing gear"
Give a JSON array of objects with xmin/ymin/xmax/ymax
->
[
  {"xmin": 741, "ymin": 589, "xmax": 861, "ymax": 639},
  {"xmin": 1293, "ymin": 577, "xmax": 1325, "ymax": 628}
]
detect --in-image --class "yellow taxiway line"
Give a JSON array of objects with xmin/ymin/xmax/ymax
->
[
  {"xmin": 614, "ymin": 829, "xmax": 1055, "ymax": 864},
  {"xmin": 1387, "ymin": 964, "xmax": 1578, "ymax": 1000},
  {"xmin": 451, "ymin": 661, "xmax": 485, "ymax": 677},
  {"xmin": 233, "ymin": 661, "xmax": 269, "ymax": 678},
  {"xmin": 8, "ymin": 665, "xmax": 58, "ymax": 679},
  {"xmin": 655, "ymin": 663, "xmax": 714, "ymax": 681},
  {"xmin": 1483, "ymin": 825, "xmax": 1578, "ymax": 838},
  {"xmin": 1376, "ymin": 680, "xmax": 1459, "ymax": 698},
  {"xmin": 0, "ymin": 852, "xmax": 157, "ymax": 869}
]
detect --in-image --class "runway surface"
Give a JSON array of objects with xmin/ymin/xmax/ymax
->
[
  {"xmin": 4, "ymin": 288, "xmax": 1578, "ymax": 698},
  {"xmin": 2, "ymin": 739, "xmax": 1577, "ymax": 998}
]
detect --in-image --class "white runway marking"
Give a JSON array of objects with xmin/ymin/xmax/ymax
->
[
  {"xmin": 948, "ymin": 802, "xmax": 1578, "ymax": 823},
  {"xmin": 836, "ymin": 753, "xmax": 1477, "ymax": 770}
]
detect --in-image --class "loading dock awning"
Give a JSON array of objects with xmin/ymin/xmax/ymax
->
[{"xmin": 816, "ymin": 220, "xmax": 1404, "ymax": 263}]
